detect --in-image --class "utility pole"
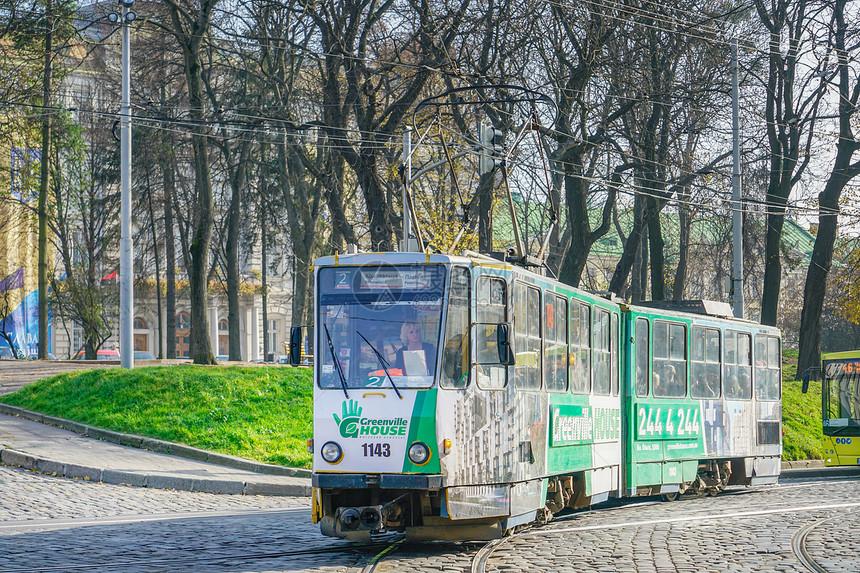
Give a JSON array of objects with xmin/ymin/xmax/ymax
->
[
  {"xmin": 402, "ymin": 128, "xmax": 412, "ymax": 252},
  {"xmin": 117, "ymin": 0, "xmax": 136, "ymax": 368},
  {"xmin": 731, "ymin": 38, "xmax": 744, "ymax": 319},
  {"xmin": 37, "ymin": 0, "xmax": 53, "ymax": 359}
]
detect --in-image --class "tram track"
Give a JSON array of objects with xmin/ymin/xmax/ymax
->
[
  {"xmin": 0, "ymin": 542, "xmax": 388, "ymax": 573},
  {"xmin": 467, "ymin": 499, "xmax": 860, "ymax": 573},
  {"xmin": 791, "ymin": 511, "xmax": 854, "ymax": 573}
]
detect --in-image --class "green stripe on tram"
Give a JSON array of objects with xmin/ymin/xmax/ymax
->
[{"xmin": 402, "ymin": 389, "xmax": 441, "ymax": 473}]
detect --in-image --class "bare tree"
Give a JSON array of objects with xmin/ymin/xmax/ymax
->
[
  {"xmin": 797, "ymin": 0, "xmax": 860, "ymax": 375},
  {"xmin": 158, "ymin": 0, "xmax": 220, "ymax": 364}
]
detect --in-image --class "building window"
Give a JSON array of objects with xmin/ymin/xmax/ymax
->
[
  {"xmin": 133, "ymin": 317, "xmax": 149, "ymax": 352},
  {"xmin": 219, "ymin": 319, "xmax": 228, "ymax": 331},
  {"xmin": 176, "ymin": 312, "xmax": 191, "ymax": 358},
  {"xmin": 73, "ymin": 323, "xmax": 83, "ymax": 356},
  {"xmin": 267, "ymin": 320, "xmax": 279, "ymax": 356}
]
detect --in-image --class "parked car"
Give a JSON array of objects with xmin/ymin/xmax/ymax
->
[
  {"xmin": 133, "ymin": 351, "xmax": 156, "ymax": 360},
  {"xmin": 24, "ymin": 353, "xmax": 56, "ymax": 360},
  {"xmin": 72, "ymin": 349, "xmax": 120, "ymax": 360}
]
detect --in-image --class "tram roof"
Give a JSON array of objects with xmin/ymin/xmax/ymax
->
[{"xmin": 314, "ymin": 252, "xmax": 477, "ymax": 267}]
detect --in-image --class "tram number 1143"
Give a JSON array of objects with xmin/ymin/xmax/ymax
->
[
  {"xmin": 362, "ymin": 443, "xmax": 391, "ymax": 457},
  {"xmin": 637, "ymin": 406, "xmax": 701, "ymax": 439}
]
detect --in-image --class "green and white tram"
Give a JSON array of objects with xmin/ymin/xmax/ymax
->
[{"xmin": 302, "ymin": 252, "xmax": 782, "ymax": 541}]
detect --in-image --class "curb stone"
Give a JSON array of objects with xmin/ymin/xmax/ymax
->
[
  {"xmin": 0, "ymin": 447, "xmax": 312, "ymax": 496},
  {"xmin": 0, "ymin": 402, "xmax": 311, "ymax": 479}
]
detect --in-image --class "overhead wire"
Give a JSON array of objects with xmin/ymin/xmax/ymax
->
[
  {"xmin": 2, "ymin": 95, "xmax": 846, "ymax": 222},
  {"xmin": 4, "ymin": 1, "xmax": 853, "ymax": 226}
]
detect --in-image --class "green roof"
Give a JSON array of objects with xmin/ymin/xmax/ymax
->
[{"xmin": 493, "ymin": 198, "xmax": 815, "ymax": 264}]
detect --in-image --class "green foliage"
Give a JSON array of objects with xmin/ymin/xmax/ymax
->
[
  {"xmin": 0, "ymin": 366, "xmax": 314, "ymax": 468},
  {"xmin": 781, "ymin": 350, "xmax": 824, "ymax": 461}
]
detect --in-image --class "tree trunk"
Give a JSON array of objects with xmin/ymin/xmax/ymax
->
[
  {"xmin": 478, "ymin": 172, "xmax": 494, "ymax": 253},
  {"xmin": 610, "ymin": 193, "xmax": 649, "ymax": 297},
  {"xmin": 38, "ymin": 0, "xmax": 53, "ymax": 359},
  {"xmin": 797, "ymin": 0, "xmax": 859, "ymax": 376},
  {"xmin": 760, "ymin": 201, "xmax": 787, "ymax": 326},
  {"xmin": 225, "ymin": 148, "xmax": 247, "ymax": 362},
  {"xmin": 145, "ymin": 168, "xmax": 163, "ymax": 359},
  {"xmin": 163, "ymin": 155, "xmax": 177, "ymax": 359},
  {"xmin": 796, "ymin": 186, "xmax": 839, "ymax": 377},
  {"xmin": 261, "ymin": 205, "xmax": 268, "ymax": 361},
  {"xmin": 188, "ymin": 128, "xmax": 215, "ymax": 364},
  {"xmin": 673, "ymin": 192, "xmax": 690, "ymax": 301},
  {"xmin": 648, "ymin": 199, "xmax": 665, "ymax": 301}
]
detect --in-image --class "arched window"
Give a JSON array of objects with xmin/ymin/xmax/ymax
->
[
  {"xmin": 219, "ymin": 319, "xmax": 228, "ymax": 331},
  {"xmin": 134, "ymin": 317, "xmax": 147, "ymax": 329}
]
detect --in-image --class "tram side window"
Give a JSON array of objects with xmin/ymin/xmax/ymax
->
[
  {"xmin": 635, "ymin": 318, "xmax": 649, "ymax": 397},
  {"xmin": 513, "ymin": 282, "xmax": 541, "ymax": 390},
  {"xmin": 544, "ymin": 293, "xmax": 569, "ymax": 392},
  {"xmin": 691, "ymin": 326, "xmax": 720, "ymax": 398},
  {"xmin": 754, "ymin": 334, "xmax": 781, "ymax": 401},
  {"xmin": 653, "ymin": 321, "xmax": 687, "ymax": 398},
  {"xmin": 570, "ymin": 302, "xmax": 591, "ymax": 394},
  {"xmin": 724, "ymin": 331, "xmax": 752, "ymax": 399},
  {"xmin": 475, "ymin": 276, "xmax": 507, "ymax": 390},
  {"xmin": 441, "ymin": 267, "xmax": 470, "ymax": 389},
  {"xmin": 593, "ymin": 308, "xmax": 611, "ymax": 395},
  {"xmin": 611, "ymin": 313, "xmax": 619, "ymax": 396}
]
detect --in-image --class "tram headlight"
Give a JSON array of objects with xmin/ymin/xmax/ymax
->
[
  {"xmin": 408, "ymin": 441, "xmax": 431, "ymax": 465},
  {"xmin": 320, "ymin": 441, "xmax": 343, "ymax": 464}
]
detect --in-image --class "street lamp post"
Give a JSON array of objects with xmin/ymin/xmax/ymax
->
[{"xmin": 117, "ymin": 0, "xmax": 136, "ymax": 368}]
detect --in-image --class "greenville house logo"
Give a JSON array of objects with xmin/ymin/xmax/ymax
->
[{"xmin": 333, "ymin": 400, "xmax": 408, "ymax": 438}]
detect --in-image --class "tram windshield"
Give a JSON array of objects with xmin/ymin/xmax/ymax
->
[
  {"xmin": 822, "ymin": 359, "xmax": 860, "ymax": 435},
  {"xmin": 317, "ymin": 265, "xmax": 445, "ymax": 389}
]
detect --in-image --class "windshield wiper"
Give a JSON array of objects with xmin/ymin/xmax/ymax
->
[
  {"xmin": 323, "ymin": 324, "xmax": 349, "ymax": 399},
  {"xmin": 357, "ymin": 331, "xmax": 402, "ymax": 399}
]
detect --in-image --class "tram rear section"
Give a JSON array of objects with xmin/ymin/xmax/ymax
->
[{"xmin": 304, "ymin": 253, "xmax": 782, "ymax": 540}]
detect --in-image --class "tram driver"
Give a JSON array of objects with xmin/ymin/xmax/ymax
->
[{"xmin": 395, "ymin": 322, "xmax": 437, "ymax": 376}]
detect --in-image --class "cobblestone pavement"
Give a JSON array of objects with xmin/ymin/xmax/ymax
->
[
  {"xmin": 1, "ymin": 466, "xmax": 858, "ymax": 572},
  {"xmin": 377, "ymin": 478, "xmax": 860, "ymax": 573},
  {"xmin": 0, "ymin": 465, "xmax": 365, "ymax": 572}
]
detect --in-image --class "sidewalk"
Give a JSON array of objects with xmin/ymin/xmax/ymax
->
[{"xmin": 0, "ymin": 407, "xmax": 311, "ymax": 496}]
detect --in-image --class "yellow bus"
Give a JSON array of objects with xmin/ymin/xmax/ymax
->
[{"xmin": 806, "ymin": 350, "xmax": 860, "ymax": 466}]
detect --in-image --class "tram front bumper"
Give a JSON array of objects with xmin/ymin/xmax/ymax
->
[{"xmin": 312, "ymin": 473, "xmax": 444, "ymax": 489}]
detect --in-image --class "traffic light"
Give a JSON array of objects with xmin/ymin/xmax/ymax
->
[{"xmin": 479, "ymin": 124, "xmax": 504, "ymax": 174}]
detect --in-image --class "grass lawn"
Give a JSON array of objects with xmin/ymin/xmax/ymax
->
[
  {"xmin": 0, "ymin": 353, "xmax": 827, "ymax": 467},
  {"xmin": 0, "ymin": 365, "xmax": 313, "ymax": 468},
  {"xmin": 781, "ymin": 350, "xmax": 824, "ymax": 461}
]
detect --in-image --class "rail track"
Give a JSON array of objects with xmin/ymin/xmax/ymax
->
[
  {"xmin": 791, "ymin": 511, "xmax": 855, "ymax": 573},
  {"xmin": 0, "ymin": 542, "xmax": 388, "ymax": 573},
  {"xmin": 464, "ymin": 497, "xmax": 860, "ymax": 573}
]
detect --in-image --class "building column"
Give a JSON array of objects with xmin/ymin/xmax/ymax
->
[
  {"xmin": 209, "ymin": 301, "xmax": 219, "ymax": 357},
  {"xmin": 250, "ymin": 307, "xmax": 260, "ymax": 361},
  {"xmin": 242, "ymin": 307, "xmax": 252, "ymax": 361}
]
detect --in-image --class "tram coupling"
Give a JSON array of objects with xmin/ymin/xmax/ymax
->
[{"xmin": 328, "ymin": 500, "xmax": 405, "ymax": 536}]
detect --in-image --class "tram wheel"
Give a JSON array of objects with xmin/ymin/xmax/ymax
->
[{"xmin": 660, "ymin": 492, "xmax": 679, "ymax": 502}]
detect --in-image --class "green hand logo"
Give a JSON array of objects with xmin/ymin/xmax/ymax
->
[{"xmin": 333, "ymin": 399, "xmax": 363, "ymax": 438}]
